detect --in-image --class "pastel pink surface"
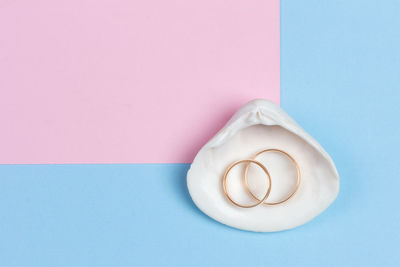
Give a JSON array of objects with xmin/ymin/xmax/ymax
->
[{"xmin": 0, "ymin": 0, "xmax": 279, "ymax": 164}]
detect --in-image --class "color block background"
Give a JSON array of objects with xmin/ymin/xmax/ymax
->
[
  {"xmin": 0, "ymin": 0, "xmax": 279, "ymax": 164},
  {"xmin": 1, "ymin": 0, "xmax": 400, "ymax": 267}
]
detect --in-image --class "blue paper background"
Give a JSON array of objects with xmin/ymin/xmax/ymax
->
[{"xmin": 1, "ymin": 0, "xmax": 399, "ymax": 266}]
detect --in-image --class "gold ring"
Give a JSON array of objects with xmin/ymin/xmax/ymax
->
[
  {"xmin": 222, "ymin": 159, "xmax": 272, "ymax": 208},
  {"xmin": 243, "ymin": 149, "xmax": 300, "ymax": 205}
]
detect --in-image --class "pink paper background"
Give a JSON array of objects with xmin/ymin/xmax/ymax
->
[{"xmin": 0, "ymin": 0, "xmax": 279, "ymax": 164}]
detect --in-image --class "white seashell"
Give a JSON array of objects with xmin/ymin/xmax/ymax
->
[{"xmin": 187, "ymin": 99, "xmax": 339, "ymax": 232}]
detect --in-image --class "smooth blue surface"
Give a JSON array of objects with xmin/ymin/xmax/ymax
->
[{"xmin": 1, "ymin": 0, "xmax": 400, "ymax": 266}]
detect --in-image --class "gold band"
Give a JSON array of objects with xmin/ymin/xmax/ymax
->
[
  {"xmin": 222, "ymin": 159, "xmax": 272, "ymax": 208},
  {"xmin": 243, "ymin": 149, "xmax": 301, "ymax": 205}
]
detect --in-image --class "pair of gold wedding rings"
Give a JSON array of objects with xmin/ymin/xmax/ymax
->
[{"xmin": 222, "ymin": 148, "xmax": 301, "ymax": 208}]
